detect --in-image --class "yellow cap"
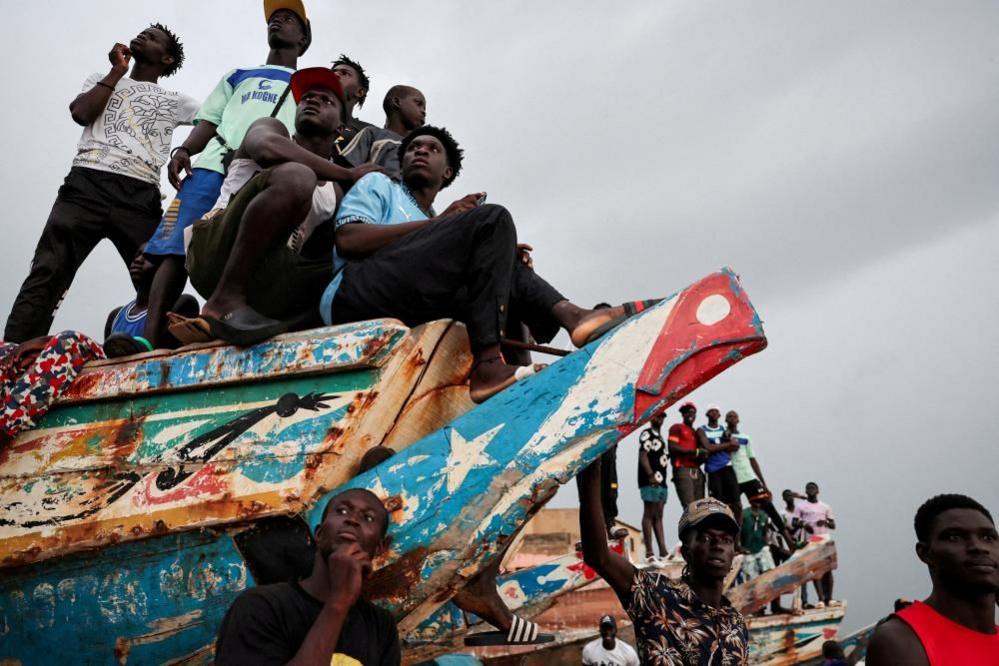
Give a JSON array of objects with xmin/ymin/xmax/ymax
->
[{"xmin": 264, "ymin": 0, "xmax": 307, "ymax": 25}]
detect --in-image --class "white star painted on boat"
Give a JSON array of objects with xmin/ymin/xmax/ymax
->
[{"xmin": 442, "ymin": 424, "xmax": 504, "ymax": 494}]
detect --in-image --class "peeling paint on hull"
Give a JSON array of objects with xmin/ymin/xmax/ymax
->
[{"xmin": 1, "ymin": 269, "xmax": 765, "ymax": 664}]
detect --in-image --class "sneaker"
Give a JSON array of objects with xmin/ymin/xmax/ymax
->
[
  {"xmin": 609, "ymin": 526, "xmax": 629, "ymax": 539},
  {"xmin": 814, "ymin": 601, "xmax": 826, "ymax": 609},
  {"xmin": 644, "ymin": 555, "xmax": 659, "ymax": 566},
  {"xmin": 828, "ymin": 599, "xmax": 842, "ymax": 607}
]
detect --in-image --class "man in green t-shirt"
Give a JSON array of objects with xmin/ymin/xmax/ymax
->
[
  {"xmin": 738, "ymin": 502, "xmax": 776, "ymax": 585},
  {"xmin": 127, "ymin": 0, "xmax": 326, "ymax": 356},
  {"xmin": 726, "ymin": 410, "xmax": 792, "ymax": 548}
]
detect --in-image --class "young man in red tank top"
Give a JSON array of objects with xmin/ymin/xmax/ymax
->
[{"xmin": 867, "ymin": 493, "xmax": 999, "ymax": 665}]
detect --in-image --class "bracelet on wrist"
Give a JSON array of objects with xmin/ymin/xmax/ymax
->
[
  {"xmin": 96, "ymin": 81, "xmax": 115, "ymax": 92},
  {"xmin": 170, "ymin": 147, "xmax": 191, "ymax": 159}
]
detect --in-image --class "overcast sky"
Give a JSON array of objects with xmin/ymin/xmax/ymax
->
[{"xmin": 3, "ymin": 0, "xmax": 998, "ymax": 635}]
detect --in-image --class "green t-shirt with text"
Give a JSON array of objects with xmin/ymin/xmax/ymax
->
[{"xmin": 193, "ymin": 65, "xmax": 297, "ymax": 174}]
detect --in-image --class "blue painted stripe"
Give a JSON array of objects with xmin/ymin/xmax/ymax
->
[{"xmin": 226, "ymin": 67, "xmax": 293, "ymax": 89}]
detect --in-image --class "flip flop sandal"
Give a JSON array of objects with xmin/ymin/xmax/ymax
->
[
  {"xmin": 204, "ymin": 306, "xmax": 287, "ymax": 347},
  {"xmin": 463, "ymin": 616, "xmax": 555, "ymax": 646},
  {"xmin": 166, "ymin": 312, "xmax": 215, "ymax": 345},
  {"xmin": 103, "ymin": 333, "xmax": 154, "ymax": 359},
  {"xmin": 469, "ymin": 362, "xmax": 546, "ymax": 404},
  {"xmin": 576, "ymin": 298, "xmax": 662, "ymax": 347}
]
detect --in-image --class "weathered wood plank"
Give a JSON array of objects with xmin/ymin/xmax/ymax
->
[{"xmin": 727, "ymin": 536, "xmax": 838, "ymax": 614}]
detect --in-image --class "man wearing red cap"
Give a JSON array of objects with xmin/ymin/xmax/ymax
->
[
  {"xmin": 172, "ymin": 68, "xmax": 380, "ymax": 345},
  {"xmin": 131, "ymin": 0, "xmax": 319, "ymax": 354},
  {"xmin": 668, "ymin": 401, "xmax": 706, "ymax": 509}
]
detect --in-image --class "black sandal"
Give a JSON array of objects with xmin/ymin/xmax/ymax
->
[
  {"xmin": 103, "ymin": 333, "xmax": 154, "ymax": 358},
  {"xmin": 463, "ymin": 616, "xmax": 555, "ymax": 646},
  {"xmin": 204, "ymin": 306, "xmax": 287, "ymax": 347}
]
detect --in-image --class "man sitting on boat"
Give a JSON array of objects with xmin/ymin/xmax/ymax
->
[
  {"xmin": 167, "ymin": 67, "xmax": 382, "ymax": 346},
  {"xmin": 577, "ymin": 458, "xmax": 749, "ymax": 664},
  {"xmin": 102, "ymin": 244, "xmax": 199, "ymax": 356},
  {"xmin": 325, "ymin": 125, "xmax": 643, "ymax": 403},
  {"xmin": 215, "ymin": 488, "xmax": 400, "ymax": 666},
  {"xmin": 867, "ymin": 493, "xmax": 999, "ymax": 665},
  {"xmin": 338, "ymin": 85, "xmax": 427, "ymax": 181}
]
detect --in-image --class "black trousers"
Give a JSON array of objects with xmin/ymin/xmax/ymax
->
[
  {"xmin": 332, "ymin": 204, "xmax": 565, "ymax": 350},
  {"xmin": 5, "ymin": 167, "xmax": 162, "ymax": 342}
]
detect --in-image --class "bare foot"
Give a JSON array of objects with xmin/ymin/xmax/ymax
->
[
  {"xmin": 453, "ymin": 560, "xmax": 512, "ymax": 632},
  {"xmin": 568, "ymin": 306, "xmax": 625, "ymax": 348},
  {"xmin": 469, "ymin": 357, "xmax": 545, "ymax": 403}
]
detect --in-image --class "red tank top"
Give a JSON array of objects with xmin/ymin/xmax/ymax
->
[{"xmin": 896, "ymin": 600, "xmax": 999, "ymax": 665}]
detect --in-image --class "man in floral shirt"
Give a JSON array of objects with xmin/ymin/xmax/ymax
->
[{"xmin": 578, "ymin": 458, "xmax": 748, "ymax": 665}]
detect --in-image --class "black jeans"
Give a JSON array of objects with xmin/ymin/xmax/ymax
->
[
  {"xmin": 5, "ymin": 167, "xmax": 162, "ymax": 342},
  {"xmin": 600, "ymin": 445, "xmax": 620, "ymax": 530},
  {"xmin": 332, "ymin": 204, "xmax": 565, "ymax": 350}
]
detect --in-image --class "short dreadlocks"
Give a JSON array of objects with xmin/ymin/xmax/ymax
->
[
  {"xmin": 150, "ymin": 23, "xmax": 184, "ymax": 77},
  {"xmin": 331, "ymin": 54, "xmax": 369, "ymax": 107}
]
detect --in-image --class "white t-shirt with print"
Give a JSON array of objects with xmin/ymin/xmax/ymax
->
[
  {"xmin": 581, "ymin": 638, "xmax": 640, "ymax": 666},
  {"xmin": 72, "ymin": 73, "xmax": 199, "ymax": 184}
]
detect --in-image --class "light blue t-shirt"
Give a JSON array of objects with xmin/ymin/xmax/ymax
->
[{"xmin": 320, "ymin": 173, "xmax": 431, "ymax": 324}]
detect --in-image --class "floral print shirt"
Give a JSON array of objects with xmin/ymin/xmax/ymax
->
[{"xmin": 625, "ymin": 568, "xmax": 748, "ymax": 665}]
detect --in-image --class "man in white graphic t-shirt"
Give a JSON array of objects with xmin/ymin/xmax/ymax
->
[
  {"xmin": 6, "ymin": 24, "xmax": 195, "ymax": 343},
  {"xmin": 581, "ymin": 615, "xmax": 639, "ymax": 666}
]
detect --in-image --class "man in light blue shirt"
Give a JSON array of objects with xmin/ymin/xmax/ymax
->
[{"xmin": 327, "ymin": 125, "xmax": 635, "ymax": 405}]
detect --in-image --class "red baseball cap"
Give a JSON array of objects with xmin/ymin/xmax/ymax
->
[{"xmin": 289, "ymin": 67, "xmax": 346, "ymax": 118}]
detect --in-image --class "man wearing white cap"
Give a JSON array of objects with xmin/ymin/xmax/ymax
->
[
  {"xmin": 699, "ymin": 404, "xmax": 742, "ymax": 528},
  {"xmin": 579, "ymin": 459, "xmax": 749, "ymax": 665}
]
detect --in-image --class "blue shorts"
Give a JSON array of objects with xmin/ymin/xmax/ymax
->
[
  {"xmin": 640, "ymin": 485, "xmax": 669, "ymax": 503},
  {"xmin": 144, "ymin": 168, "xmax": 224, "ymax": 257}
]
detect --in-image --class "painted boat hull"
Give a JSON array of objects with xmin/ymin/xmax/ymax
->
[
  {"xmin": 1, "ymin": 268, "xmax": 765, "ymax": 664},
  {"xmin": 328, "ymin": 268, "xmax": 766, "ymax": 635}
]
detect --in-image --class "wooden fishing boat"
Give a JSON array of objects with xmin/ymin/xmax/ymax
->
[{"xmin": 0, "ymin": 268, "xmax": 766, "ymax": 664}]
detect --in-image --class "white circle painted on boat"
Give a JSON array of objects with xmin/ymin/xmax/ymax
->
[{"xmin": 696, "ymin": 294, "xmax": 731, "ymax": 325}]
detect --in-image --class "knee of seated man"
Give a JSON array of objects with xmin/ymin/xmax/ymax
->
[
  {"xmin": 267, "ymin": 162, "xmax": 317, "ymax": 201},
  {"xmin": 474, "ymin": 203, "xmax": 516, "ymax": 234}
]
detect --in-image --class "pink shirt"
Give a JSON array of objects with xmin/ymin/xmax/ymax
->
[{"xmin": 793, "ymin": 500, "xmax": 834, "ymax": 535}]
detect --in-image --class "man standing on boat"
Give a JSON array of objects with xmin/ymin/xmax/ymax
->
[
  {"xmin": 667, "ymin": 402, "xmax": 706, "ymax": 509},
  {"xmin": 136, "ymin": 0, "xmax": 312, "ymax": 353},
  {"xmin": 794, "ymin": 482, "xmax": 838, "ymax": 607},
  {"xmin": 638, "ymin": 411, "xmax": 671, "ymax": 564},
  {"xmin": 4, "ymin": 24, "xmax": 192, "ymax": 343},
  {"xmin": 700, "ymin": 404, "xmax": 742, "ymax": 527},
  {"xmin": 215, "ymin": 488, "xmax": 400, "ymax": 665},
  {"xmin": 581, "ymin": 615, "xmax": 639, "ymax": 666},
  {"xmin": 324, "ymin": 125, "xmax": 651, "ymax": 403},
  {"xmin": 726, "ymin": 410, "xmax": 793, "ymax": 547},
  {"xmin": 578, "ymin": 459, "xmax": 749, "ymax": 664},
  {"xmin": 867, "ymin": 493, "xmax": 999, "ymax": 665}
]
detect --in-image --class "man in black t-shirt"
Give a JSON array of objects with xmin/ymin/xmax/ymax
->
[
  {"xmin": 638, "ymin": 411, "xmax": 671, "ymax": 565},
  {"xmin": 215, "ymin": 488, "xmax": 400, "ymax": 666}
]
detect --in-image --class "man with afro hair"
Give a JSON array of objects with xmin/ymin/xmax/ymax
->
[
  {"xmin": 5, "ymin": 23, "xmax": 196, "ymax": 343},
  {"xmin": 867, "ymin": 493, "xmax": 999, "ymax": 665},
  {"xmin": 326, "ymin": 125, "xmax": 638, "ymax": 404}
]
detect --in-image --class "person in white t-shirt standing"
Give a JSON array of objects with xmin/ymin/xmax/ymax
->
[
  {"xmin": 793, "ymin": 481, "xmax": 838, "ymax": 607},
  {"xmin": 5, "ymin": 24, "xmax": 194, "ymax": 344},
  {"xmin": 581, "ymin": 616, "xmax": 639, "ymax": 666}
]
